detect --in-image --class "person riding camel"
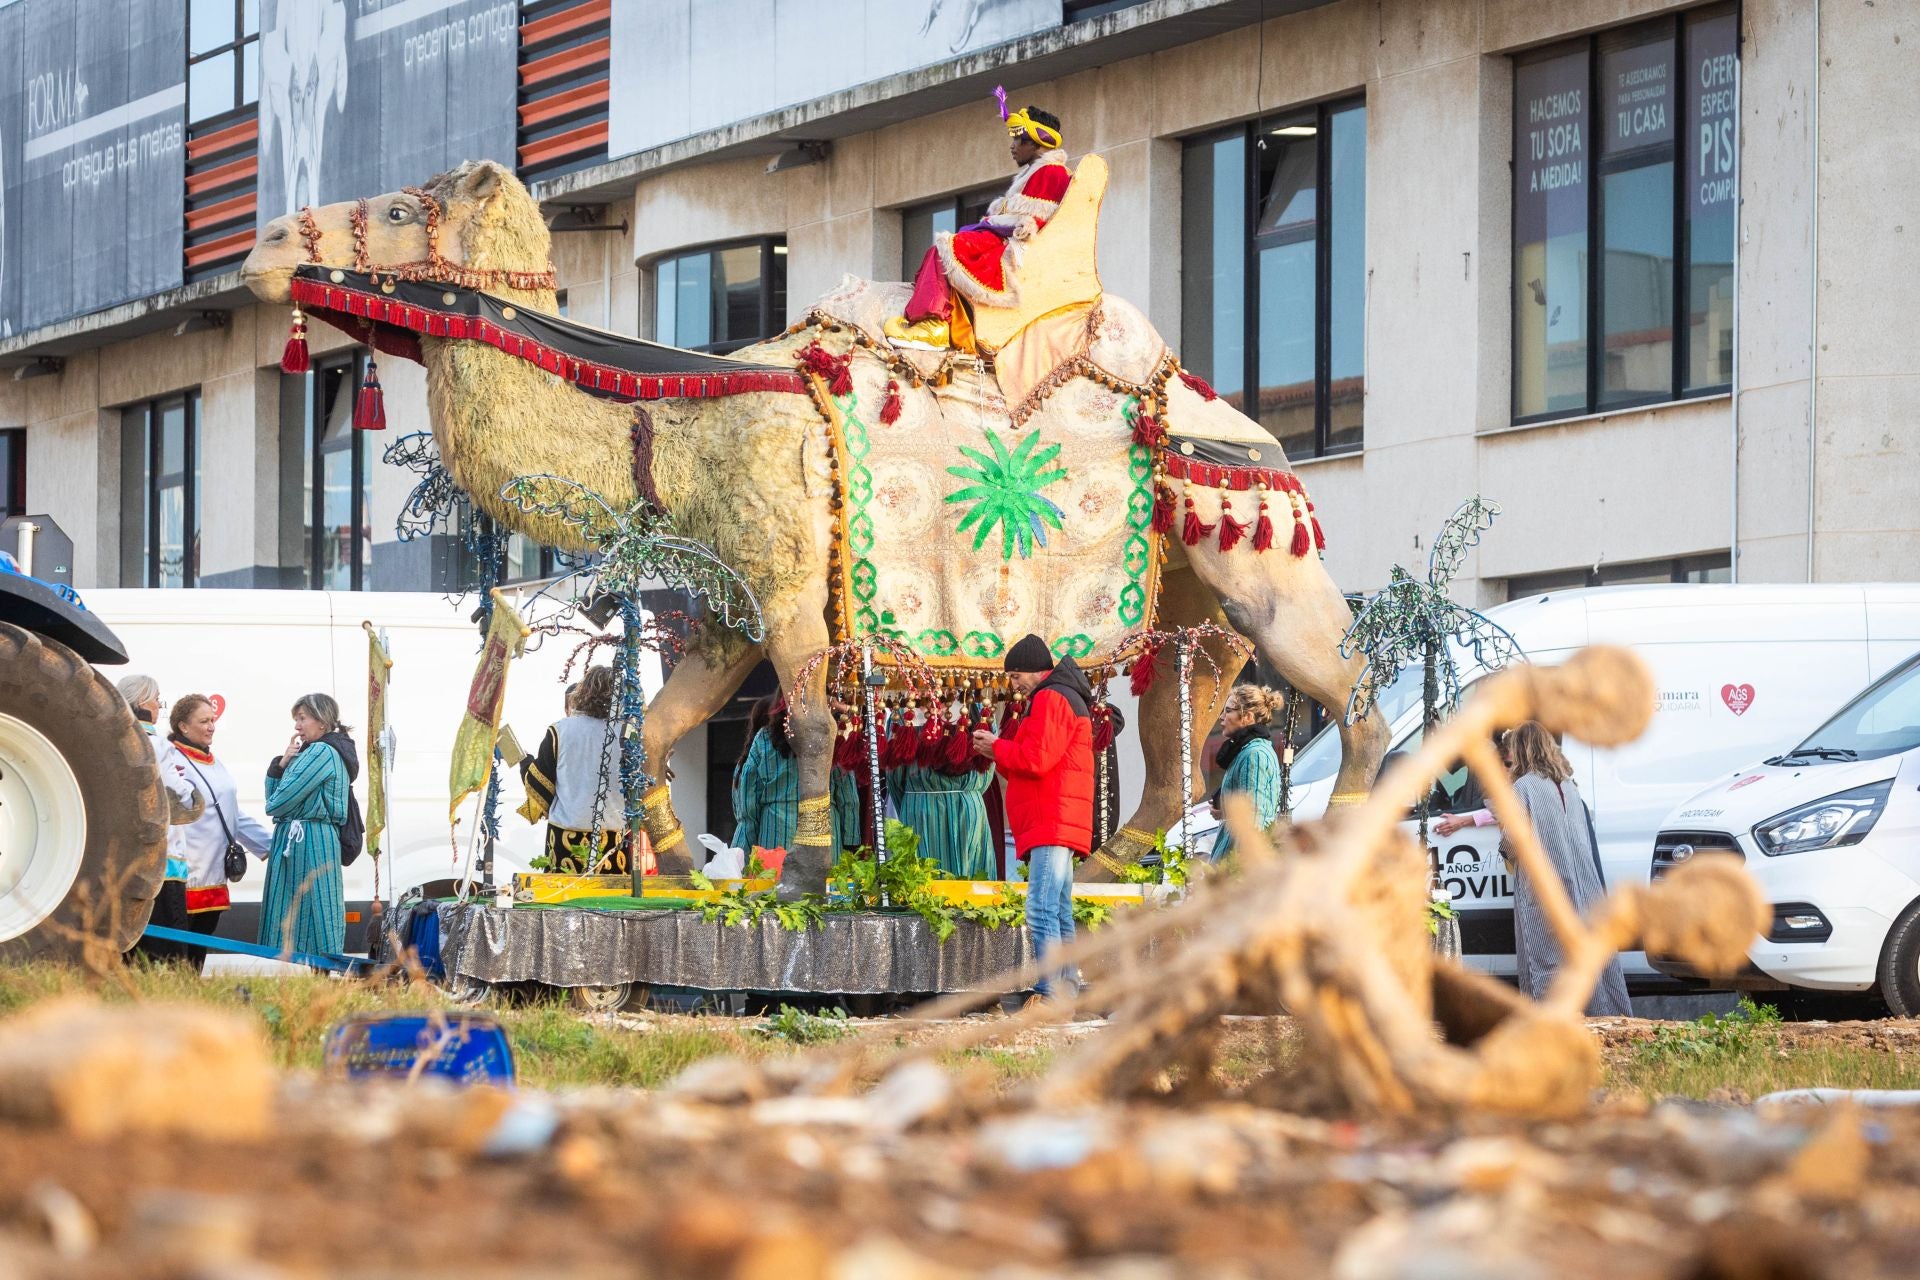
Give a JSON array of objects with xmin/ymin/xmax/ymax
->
[{"xmin": 885, "ymin": 99, "xmax": 1071, "ymax": 351}]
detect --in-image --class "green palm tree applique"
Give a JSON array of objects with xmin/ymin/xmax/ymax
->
[{"xmin": 945, "ymin": 430, "xmax": 1069, "ymax": 561}]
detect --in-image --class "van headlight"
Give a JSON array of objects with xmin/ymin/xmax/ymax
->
[{"xmin": 1752, "ymin": 781, "xmax": 1893, "ymax": 856}]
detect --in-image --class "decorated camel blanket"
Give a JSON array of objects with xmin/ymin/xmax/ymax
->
[{"xmin": 752, "ymin": 278, "xmax": 1307, "ymax": 673}]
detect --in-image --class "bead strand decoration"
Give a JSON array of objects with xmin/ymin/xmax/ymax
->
[
  {"xmin": 861, "ymin": 642, "xmax": 887, "ymax": 893},
  {"xmin": 1176, "ymin": 637, "xmax": 1195, "ymax": 858}
]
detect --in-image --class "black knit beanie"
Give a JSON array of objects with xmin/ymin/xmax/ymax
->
[{"xmin": 1004, "ymin": 634, "xmax": 1054, "ymax": 674}]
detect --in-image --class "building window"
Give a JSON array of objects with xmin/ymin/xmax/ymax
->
[
  {"xmin": 1511, "ymin": 5, "xmax": 1737, "ymax": 423},
  {"xmin": 1180, "ymin": 97, "xmax": 1367, "ymax": 460},
  {"xmin": 0, "ymin": 429, "xmax": 24, "ymax": 521},
  {"xmin": 120, "ymin": 393, "xmax": 201, "ymax": 588},
  {"xmin": 652, "ymin": 239, "xmax": 787, "ymax": 354},
  {"xmin": 280, "ymin": 355, "xmax": 374, "ymax": 590},
  {"xmin": 900, "ymin": 186, "xmax": 1002, "ymax": 278},
  {"xmin": 1505, "ymin": 552, "xmax": 1731, "ymax": 600},
  {"xmin": 188, "ymin": 0, "xmax": 261, "ymax": 125}
]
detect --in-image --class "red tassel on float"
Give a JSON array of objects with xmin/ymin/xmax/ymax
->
[
  {"xmin": 915, "ymin": 709, "xmax": 947, "ymax": 768},
  {"xmin": 1291, "ymin": 515, "xmax": 1312, "ymax": 558},
  {"xmin": 943, "ymin": 709, "xmax": 976, "ymax": 773},
  {"xmin": 1130, "ymin": 643, "xmax": 1160, "ymax": 697},
  {"xmin": 1150, "ymin": 483, "xmax": 1175, "ymax": 536},
  {"xmin": 353, "ymin": 359, "xmax": 387, "ymax": 431},
  {"xmin": 1178, "ymin": 370, "xmax": 1218, "ymax": 402},
  {"xmin": 1309, "ymin": 500, "xmax": 1327, "ymax": 551},
  {"xmin": 1217, "ymin": 489, "xmax": 1248, "ymax": 551},
  {"xmin": 1181, "ymin": 495, "xmax": 1214, "ymax": 546},
  {"xmin": 1131, "ymin": 411, "xmax": 1165, "ymax": 449},
  {"xmin": 1252, "ymin": 496, "xmax": 1275, "ymax": 553},
  {"xmin": 880, "ymin": 380, "xmax": 902, "ymax": 425},
  {"xmin": 1091, "ymin": 705, "xmax": 1115, "ymax": 753},
  {"xmin": 280, "ymin": 308, "xmax": 310, "ymax": 374}
]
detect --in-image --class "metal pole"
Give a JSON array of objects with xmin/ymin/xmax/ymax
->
[
  {"xmin": 1176, "ymin": 638, "xmax": 1193, "ymax": 858},
  {"xmin": 862, "ymin": 644, "xmax": 886, "ymax": 896},
  {"xmin": 15, "ymin": 521, "xmax": 38, "ymax": 577},
  {"xmin": 620, "ymin": 597, "xmax": 651, "ymax": 894}
]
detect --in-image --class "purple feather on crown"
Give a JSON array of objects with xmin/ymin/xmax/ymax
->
[{"xmin": 993, "ymin": 84, "xmax": 1009, "ymax": 121}]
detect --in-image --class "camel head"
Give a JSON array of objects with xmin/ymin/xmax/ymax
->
[{"xmin": 242, "ymin": 159, "xmax": 555, "ymax": 308}]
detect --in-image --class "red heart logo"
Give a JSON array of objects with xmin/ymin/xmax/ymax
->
[
  {"xmin": 1720, "ymin": 684, "xmax": 1755, "ymax": 716},
  {"xmin": 209, "ymin": 694, "xmax": 227, "ymax": 720}
]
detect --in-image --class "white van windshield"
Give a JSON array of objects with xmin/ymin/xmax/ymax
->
[
  {"xmin": 1290, "ymin": 665, "xmax": 1428, "ymax": 785},
  {"xmin": 1789, "ymin": 657, "xmax": 1920, "ymax": 763}
]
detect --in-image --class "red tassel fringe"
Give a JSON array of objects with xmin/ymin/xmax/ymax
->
[
  {"xmin": 880, "ymin": 380, "xmax": 902, "ymax": 424},
  {"xmin": 1150, "ymin": 485, "xmax": 1175, "ymax": 536},
  {"xmin": 353, "ymin": 360, "xmax": 387, "ymax": 431},
  {"xmin": 1130, "ymin": 644, "xmax": 1160, "ymax": 697},
  {"xmin": 1181, "ymin": 498, "xmax": 1215, "ymax": 547},
  {"xmin": 1253, "ymin": 505, "xmax": 1275, "ymax": 553},
  {"xmin": 1219, "ymin": 510, "xmax": 1250, "ymax": 552},
  {"xmin": 1178, "ymin": 370, "xmax": 1218, "ymax": 401},
  {"xmin": 1312, "ymin": 517, "xmax": 1327, "ymax": 551},
  {"xmin": 280, "ymin": 318, "xmax": 310, "ymax": 374},
  {"xmin": 1091, "ymin": 706, "xmax": 1115, "ymax": 753},
  {"xmin": 1131, "ymin": 411, "xmax": 1166, "ymax": 449},
  {"xmin": 943, "ymin": 714, "xmax": 976, "ymax": 773},
  {"xmin": 1291, "ymin": 518, "xmax": 1311, "ymax": 558}
]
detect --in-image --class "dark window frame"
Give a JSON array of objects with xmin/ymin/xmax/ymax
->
[
  {"xmin": 651, "ymin": 237, "xmax": 788, "ymax": 355},
  {"xmin": 0, "ymin": 428, "xmax": 24, "ymax": 521},
  {"xmin": 304, "ymin": 353, "xmax": 374, "ymax": 592},
  {"xmin": 125, "ymin": 391, "xmax": 202, "ymax": 589},
  {"xmin": 1510, "ymin": 4, "xmax": 1739, "ymax": 426},
  {"xmin": 187, "ymin": 0, "xmax": 261, "ymax": 127},
  {"xmin": 1183, "ymin": 94, "xmax": 1367, "ymax": 461},
  {"xmin": 1505, "ymin": 552, "xmax": 1732, "ymax": 599},
  {"xmin": 898, "ymin": 184, "xmax": 1004, "ymax": 278}
]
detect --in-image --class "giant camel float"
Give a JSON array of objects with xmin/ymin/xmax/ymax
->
[{"xmin": 241, "ymin": 159, "xmax": 1388, "ymax": 895}]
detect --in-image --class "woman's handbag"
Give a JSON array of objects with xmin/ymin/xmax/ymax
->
[{"xmin": 183, "ymin": 758, "xmax": 249, "ymax": 883}]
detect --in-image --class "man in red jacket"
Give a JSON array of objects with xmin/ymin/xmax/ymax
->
[{"xmin": 972, "ymin": 633, "xmax": 1094, "ymax": 1002}]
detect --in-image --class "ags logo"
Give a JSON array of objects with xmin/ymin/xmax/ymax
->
[{"xmin": 1720, "ymin": 683, "xmax": 1755, "ymax": 716}]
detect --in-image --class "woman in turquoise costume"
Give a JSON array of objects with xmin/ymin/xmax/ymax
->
[
  {"xmin": 259, "ymin": 692, "xmax": 353, "ymax": 955},
  {"xmin": 888, "ymin": 759, "xmax": 995, "ymax": 878},
  {"xmin": 1209, "ymin": 685, "xmax": 1285, "ymax": 862},
  {"xmin": 732, "ymin": 697, "xmax": 860, "ymax": 854}
]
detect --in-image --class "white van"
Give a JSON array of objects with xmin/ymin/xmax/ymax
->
[
  {"xmin": 1287, "ymin": 584, "xmax": 1920, "ymax": 987},
  {"xmin": 1649, "ymin": 644, "xmax": 1920, "ymax": 1014},
  {"xmin": 86, "ymin": 589, "xmax": 663, "ymax": 950}
]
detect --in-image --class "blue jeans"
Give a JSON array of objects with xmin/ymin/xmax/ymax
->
[{"xmin": 1025, "ymin": 844, "xmax": 1077, "ymax": 999}]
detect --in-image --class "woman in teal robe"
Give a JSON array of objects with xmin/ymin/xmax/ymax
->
[
  {"xmin": 889, "ymin": 762, "xmax": 995, "ymax": 878},
  {"xmin": 259, "ymin": 693, "xmax": 352, "ymax": 955},
  {"xmin": 731, "ymin": 698, "xmax": 861, "ymax": 854},
  {"xmin": 1209, "ymin": 685, "xmax": 1286, "ymax": 862}
]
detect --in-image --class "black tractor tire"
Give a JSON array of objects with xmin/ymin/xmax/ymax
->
[
  {"xmin": 1876, "ymin": 898, "xmax": 1920, "ymax": 1019},
  {"xmin": 0, "ymin": 623, "xmax": 167, "ymax": 962}
]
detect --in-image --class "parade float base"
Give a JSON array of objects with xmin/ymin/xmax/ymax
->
[{"xmin": 397, "ymin": 880, "xmax": 1161, "ymax": 995}]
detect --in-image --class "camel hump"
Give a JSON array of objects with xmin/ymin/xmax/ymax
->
[{"xmin": 969, "ymin": 153, "xmax": 1108, "ymax": 351}]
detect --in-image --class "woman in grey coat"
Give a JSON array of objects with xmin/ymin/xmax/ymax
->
[{"xmin": 1500, "ymin": 721, "xmax": 1632, "ymax": 1016}]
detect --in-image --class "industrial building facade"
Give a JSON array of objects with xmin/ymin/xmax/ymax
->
[{"xmin": 0, "ymin": 0, "xmax": 1913, "ymax": 827}]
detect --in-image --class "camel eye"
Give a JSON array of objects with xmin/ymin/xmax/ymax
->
[{"xmin": 386, "ymin": 204, "xmax": 413, "ymax": 224}]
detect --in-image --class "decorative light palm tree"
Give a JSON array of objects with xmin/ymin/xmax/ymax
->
[{"xmin": 1341, "ymin": 498, "xmax": 1525, "ymax": 847}]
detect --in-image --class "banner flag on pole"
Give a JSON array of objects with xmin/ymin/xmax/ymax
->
[
  {"xmin": 363, "ymin": 621, "xmax": 393, "ymax": 860},
  {"xmin": 450, "ymin": 589, "xmax": 531, "ymax": 825}
]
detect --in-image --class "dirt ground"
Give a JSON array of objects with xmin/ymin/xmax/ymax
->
[{"xmin": 4, "ymin": 1013, "xmax": 1920, "ymax": 1279}]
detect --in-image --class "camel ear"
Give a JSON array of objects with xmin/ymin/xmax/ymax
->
[{"xmin": 457, "ymin": 161, "xmax": 508, "ymax": 204}]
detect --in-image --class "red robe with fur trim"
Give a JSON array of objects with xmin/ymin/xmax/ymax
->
[{"xmin": 905, "ymin": 152, "xmax": 1073, "ymax": 320}]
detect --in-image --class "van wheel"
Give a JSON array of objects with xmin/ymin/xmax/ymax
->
[
  {"xmin": 0, "ymin": 625, "xmax": 166, "ymax": 961},
  {"xmin": 568, "ymin": 982, "xmax": 641, "ymax": 1014},
  {"xmin": 1876, "ymin": 900, "xmax": 1920, "ymax": 1018}
]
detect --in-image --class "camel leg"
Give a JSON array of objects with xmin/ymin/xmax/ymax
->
[
  {"xmin": 1089, "ymin": 564, "xmax": 1247, "ymax": 879},
  {"xmin": 1181, "ymin": 536, "xmax": 1388, "ymax": 804},
  {"xmin": 637, "ymin": 632, "xmax": 765, "ymax": 874},
  {"xmin": 759, "ymin": 587, "xmax": 838, "ymax": 901}
]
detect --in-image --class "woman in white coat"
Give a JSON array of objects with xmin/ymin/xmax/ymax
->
[
  {"xmin": 161, "ymin": 694, "xmax": 272, "ymax": 944},
  {"xmin": 119, "ymin": 675, "xmax": 204, "ymax": 962}
]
